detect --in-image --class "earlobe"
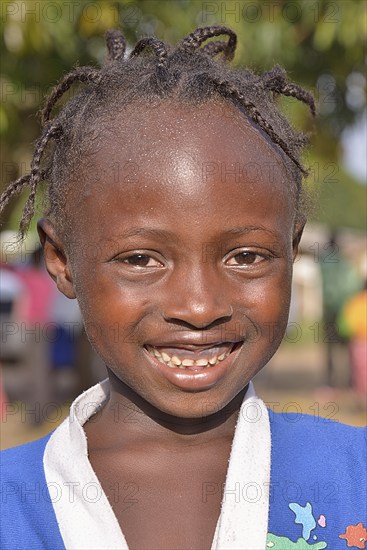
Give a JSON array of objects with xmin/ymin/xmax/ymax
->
[{"xmin": 37, "ymin": 218, "xmax": 76, "ymax": 299}]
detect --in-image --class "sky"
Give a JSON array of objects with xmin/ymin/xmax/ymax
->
[{"xmin": 341, "ymin": 110, "xmax": 367, "ymax": 185}]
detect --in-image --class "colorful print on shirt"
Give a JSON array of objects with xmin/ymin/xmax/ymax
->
[{"xmin": 267, "ymin": 500, "xmax": 367, "ymax": 549}]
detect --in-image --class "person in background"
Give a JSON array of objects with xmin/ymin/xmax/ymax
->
[
  {"xmin": 50, "ymin": 290, "xmax": 83, "ymax": 402},
  {"xmin": 320, "ymin": 231, "xmax": 362, "ymax": 386},
  {"xmin": 16, "ymin": 246, "xmax": 56, "ymax": 424},
  {"xmin": 338, "ymin": 282, "xmax": 367, "ymax": 408}
]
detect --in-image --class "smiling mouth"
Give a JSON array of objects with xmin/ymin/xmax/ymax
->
[{"xmin": 145, "ymin": 342, "xmax": 241, "ymax": 370}]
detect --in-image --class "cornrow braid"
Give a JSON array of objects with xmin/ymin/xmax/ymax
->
[{"xmin": 1, "ymin": 25, "xmax": 315, "ymax": 239}]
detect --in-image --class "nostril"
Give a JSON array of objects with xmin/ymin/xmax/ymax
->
[{"xmin": 162, "ymin": 308, "xmax": 233, "ymax": 330}]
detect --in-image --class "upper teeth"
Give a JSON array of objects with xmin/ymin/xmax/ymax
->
[{"xmin": 147, "ymin": 346, "xmax": 232, "ymax": 369}]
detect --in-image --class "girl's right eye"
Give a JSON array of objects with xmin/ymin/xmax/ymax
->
[{"xmin": 120, "ymin": 254, "xmax": 163, "ymax": 268}]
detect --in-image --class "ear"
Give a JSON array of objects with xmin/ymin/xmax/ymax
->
[
  {"xmin": 37, "ymin": 218, "xmax": 76, "ymax": 299},
  {"xmin": 292, "ymin": 220, "xmax": 305, "ymax": 262}
]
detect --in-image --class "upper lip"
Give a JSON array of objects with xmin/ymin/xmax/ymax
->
[{"xmin": 144, "ymin": 338, "xmax": 242, "ymax": 351}]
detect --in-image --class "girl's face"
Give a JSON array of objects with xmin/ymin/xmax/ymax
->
[{"xmin": 42, "ymin": 100, "xmax": 303, "ymax": 418}]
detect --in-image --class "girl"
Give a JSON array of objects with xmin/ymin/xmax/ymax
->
[{"xmin": 1, "ymin": 26, "xmax": 366, "ymax": 550}]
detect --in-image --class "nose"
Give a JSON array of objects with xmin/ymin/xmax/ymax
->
[{"xmin": 161, "ymin": 265, "xmax": 233, "ymax": 329}]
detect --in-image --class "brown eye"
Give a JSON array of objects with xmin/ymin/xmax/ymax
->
[
  {"xmin": 226, "ymin": 250, "xmax": 266, "ymax": 267},
  {"xmin": 230, "ymin": 252, "xmax": 258, "ymax": 265},
  {"xmin": 123, "ymin": 254, "xmax": 161, "ymax": 267}
]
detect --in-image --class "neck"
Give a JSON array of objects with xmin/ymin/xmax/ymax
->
[{"xmin": 85, "ymin": 370, "xmax": 249, "ymax": 449}]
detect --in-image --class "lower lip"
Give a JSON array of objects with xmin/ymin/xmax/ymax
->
[{"xmin": 143, "ymin": 344, "xmax": 242, "ymax": 392}]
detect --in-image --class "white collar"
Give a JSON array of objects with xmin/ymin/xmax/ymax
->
[{"xmin": 44, "ymin": 380, "xmax": 270, "ymax": 549}]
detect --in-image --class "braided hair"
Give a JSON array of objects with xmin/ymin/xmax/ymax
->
[{"xmin": 0, "ymin": 26, "xmax": 315, "ymax": 238}]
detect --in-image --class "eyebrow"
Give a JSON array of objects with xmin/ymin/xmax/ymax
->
[
  {"xmin": 221, "ymin": 226, "xmax": 280, "ymax": 239},
  {"xmin": 119, "ymin": 225, "xmax": 280, "ymax": 240},
  {"xmin": 118, "ymin": 227, "xmax": 174, "ymax": 240}
]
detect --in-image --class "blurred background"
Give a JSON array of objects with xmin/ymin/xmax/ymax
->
[{"xmin": 1, "ymin": 0, "xmax": 366, "ymax": 448}]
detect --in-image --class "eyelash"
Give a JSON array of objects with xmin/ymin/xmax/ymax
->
[
  {"xmin": 117, "ymin": 249, "xmax": 271, "ymax": 269},
  {"xmin": 119, "ymin": 253, "xmax": 164, "ymax": 268},
  {"xmin": 224, "ymin": 250, "xmax": 271, "ymax": 267}
]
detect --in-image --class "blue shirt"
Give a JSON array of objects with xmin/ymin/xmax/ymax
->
[{"xmin": 1, "ymin": 409, "xmax": 366, "ymax": 549}]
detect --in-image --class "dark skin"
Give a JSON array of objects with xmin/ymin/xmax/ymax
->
[{"xmin": 39, "ymin": 100, "xmax": 304, "ymax": 549}]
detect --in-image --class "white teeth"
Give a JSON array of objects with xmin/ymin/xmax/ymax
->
[
  {"xmin": 147, "ymin": 344, "xmax": 235, "ymax": 368},
  {"xmin": 182, "ymin": 359, "xmax": 195, "ymax": 367},
  {"xmin": 196, "ymin": 358, "xmax": 209, "ymax": 367}
]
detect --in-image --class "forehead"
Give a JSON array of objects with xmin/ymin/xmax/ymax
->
[
  {"xmin": 76, "ymin": 99, "xmax": 295, "ymax": 200},
  {"xmin": 85, "ymin": 99, "xmax": 289, "ymax": 175},
  {"xmin": 67, "ymin": 99, "xmax": 297, "ymax": 244}
]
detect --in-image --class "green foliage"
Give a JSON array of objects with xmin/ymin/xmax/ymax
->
[
  {"xmin": 1, "ymin": 0, "xmax": 365, "ymax": 229},
  {"xmin": 305, "ymin": 153, "xmax": 367, "ymax": 230}
]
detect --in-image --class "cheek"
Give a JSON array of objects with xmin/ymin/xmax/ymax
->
[
  {"xmin": 73, "ymin": 269, "xmax": 149, "ymax": 353},
  {"xmin": 243, "ymin": 266, "xmax": 293, "ymax": 339}
]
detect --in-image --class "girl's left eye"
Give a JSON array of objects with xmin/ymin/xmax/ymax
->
[
  {"xmin": 225, "ymin": 251, "xmax": 266, "ymax": 266},
  {"xmin": 122, "ymin": 254, "xmax": 163, "ymax": 268}
]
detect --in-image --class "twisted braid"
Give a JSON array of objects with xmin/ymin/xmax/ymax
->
[
  {"xmin": 263, "ymin": 65, "xmax": 315, "ymax": 116},
  {"xmin": 130, "ymin": 37, "xmax": 169, "ymax": 69},
  {"xmin": 105, "ymin": 29, "xmax": 126, "ymax": 62},
  {"xmin": 1, "ymin": 26, "xmax": 315, "ymax": 238},
  {"xmin": 19, "ymin": 174, "xmax": 44, "ymax": 236},
  {"xmin": 179, "ymin": 26, "xmax": 237, "ymax": 61},
  {"xmin": 201, "ymin": 40, "xmax": 233, "ymax": 60},
  {"xmin": 0, "ymin": 174, "xmax": 32, "ymax": 212},
  {"xmin": 279, "ymin": 83, "xmax": 316, "ymax": 117},
  {"xmin": 20, "ymin": 123, "xmax": 61, "ymax": 235},
  {"xmin": 0, "ymin": 122, "xmax": 60, "ymax": 237},
  {"xmin": 215, "ymin": 79, "xmax": 309, "ymax": 176},
  {"xmin": 41, "ymin": 67, "xmax": 101, "ymax": 124}
]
